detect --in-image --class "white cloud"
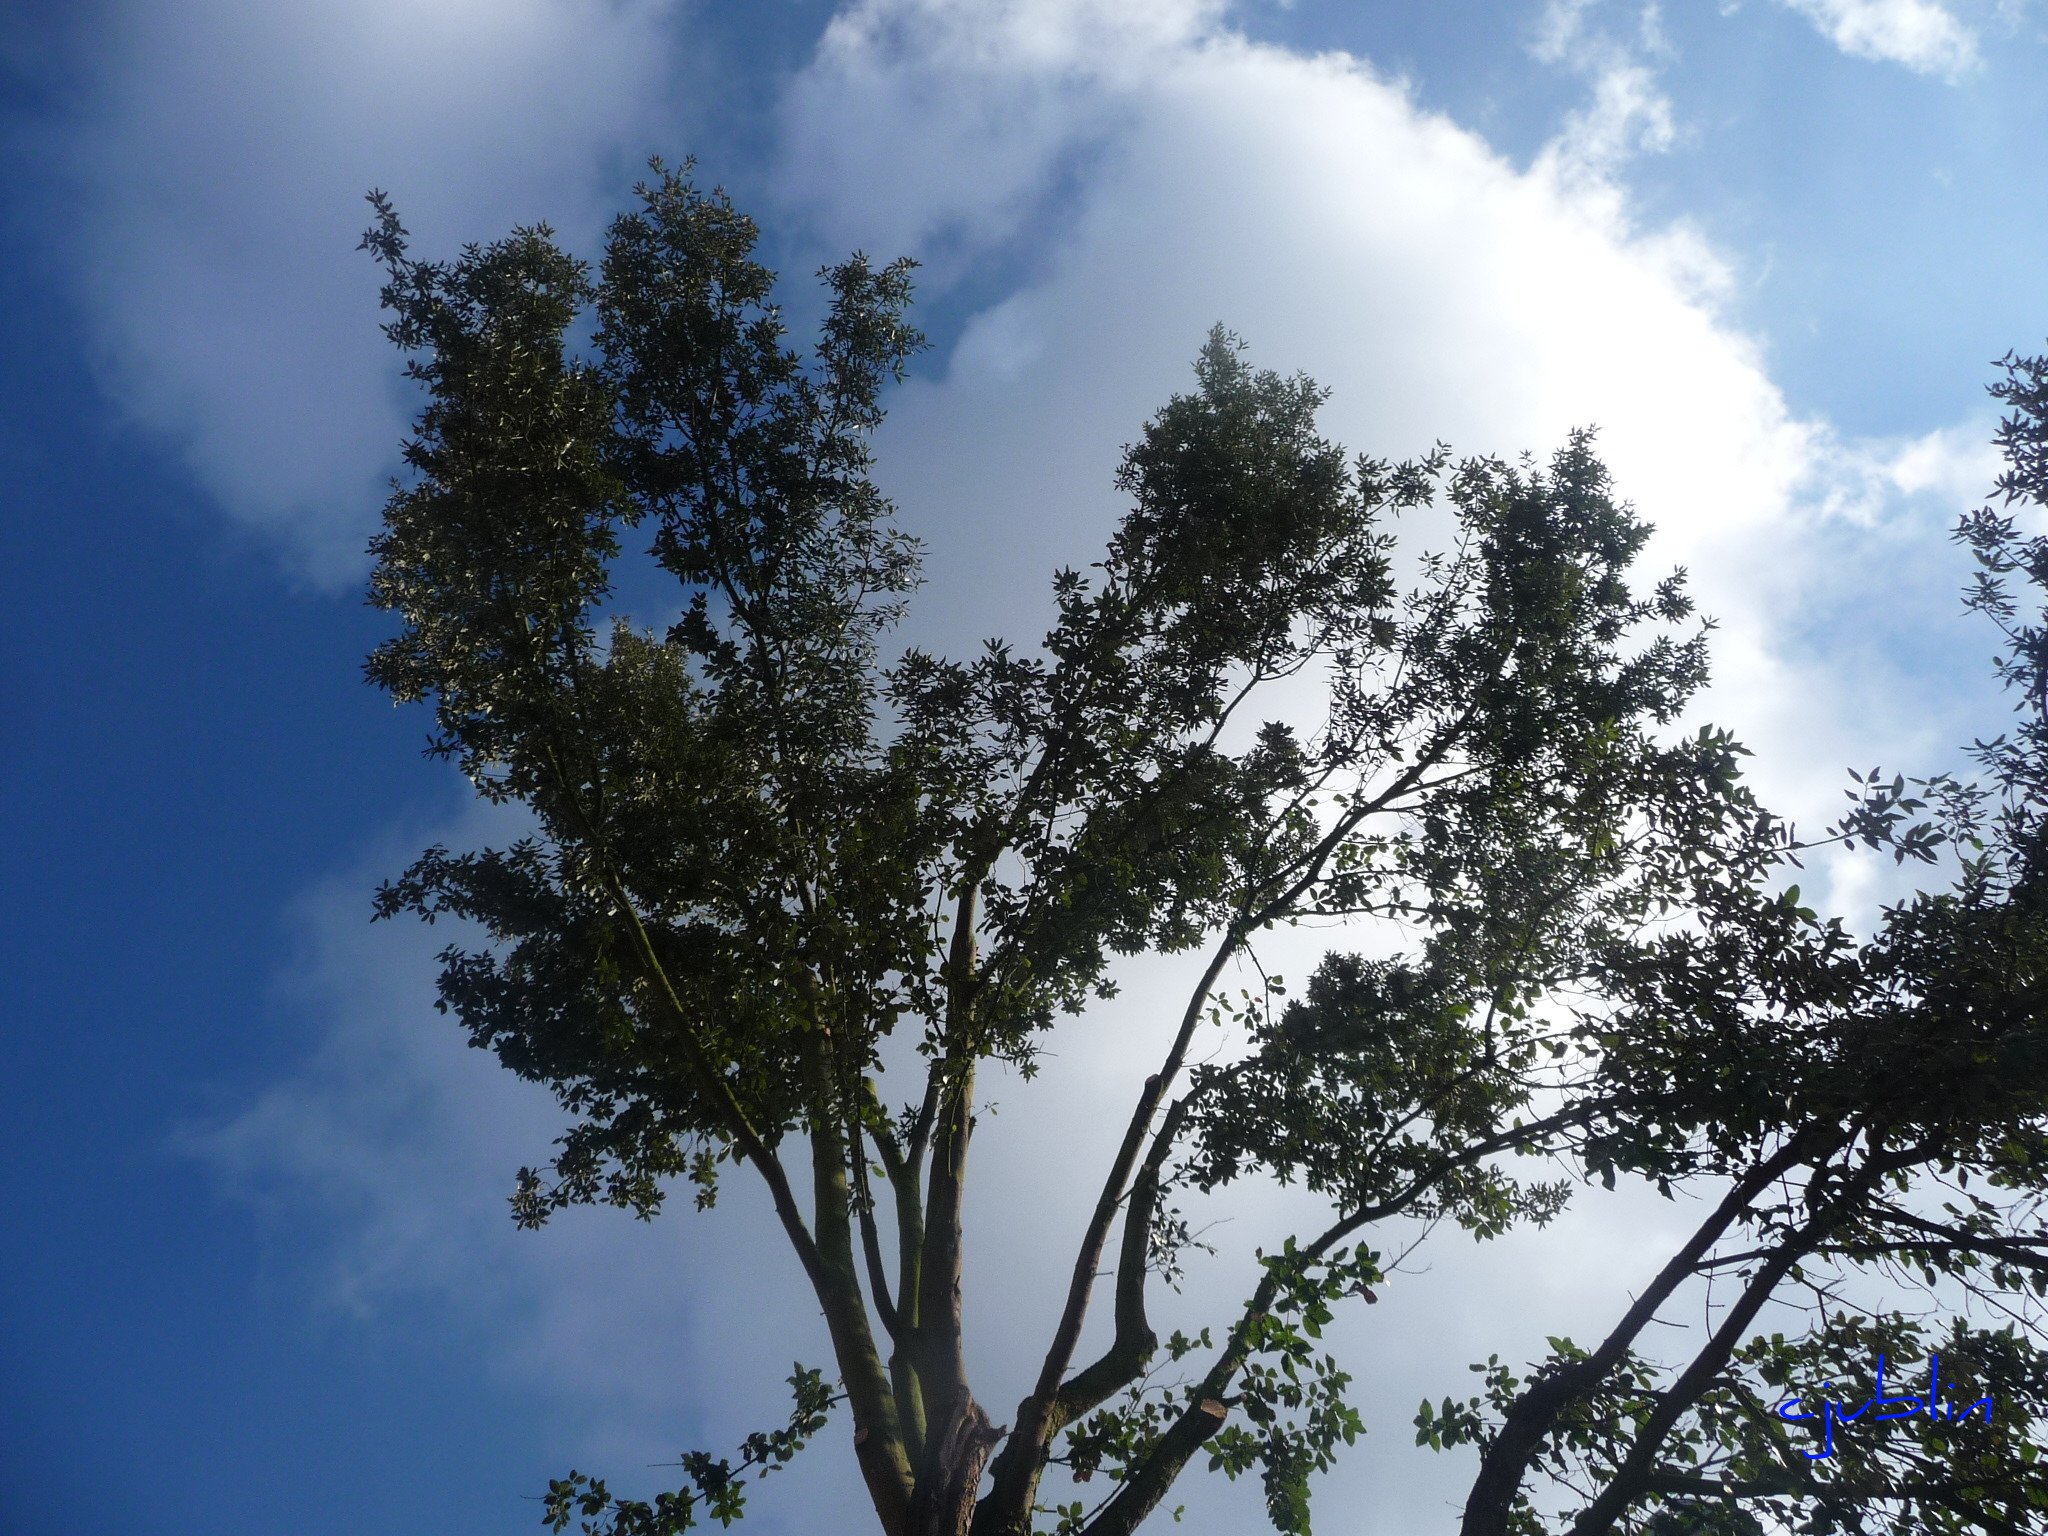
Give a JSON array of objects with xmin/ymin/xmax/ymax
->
[
  {"xmin": 774, "ymin": 0, "xmax": 1227, "ymax": 282},
  {"xmin": 1773, "ymin": 0, "xmax": 1982, "ymax": 78},
  {"xmin": 1882, "ymin": 418, "xmax": 2006, "ymax": 502},
  {"xmin": 51, "ymin": 0, "xmax": 693, "ymax": 588},
  {"xmin": 777, "ymin": 0, "xmax": 2003, "ymax": 846},
  {"xmin": 1533, "ymin": 0, "xmax": 1608, "ymax": 59},
  {"xmin": 1531, "ymin": 1, "xmax": 1679, "ymax": 184},
  {"xmin": 1811, "ymin": 416, "xmax": 2004, "ymax": 525}
]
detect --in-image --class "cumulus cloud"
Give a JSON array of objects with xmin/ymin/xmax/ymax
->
[
  {"xmin": 1772, "ymin": 0, "xmax": 1983, "ymax": 78},
  {"xmin": 50, "ymin": 0, "xmax": 692, "ymax": 588},
  {"xmin": 778, "ymin": 0, "xmax": 1999, "ymax": 844}
]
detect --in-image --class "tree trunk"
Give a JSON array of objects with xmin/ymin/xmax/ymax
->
[{"xmin": 909, "ymin": 1400, "xmax": 1004, "ymax": 1536}]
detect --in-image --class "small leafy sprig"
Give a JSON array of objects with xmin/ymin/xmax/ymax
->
[{"xmin": 541, "ymin": 1365, "xmax": 838, "ymax": 1534}]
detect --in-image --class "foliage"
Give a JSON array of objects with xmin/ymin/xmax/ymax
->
[
  {"xmin": 360, "ymin": 160, "xmax": 2048, "ymax": 1535},
  {"xmin": 543, "ymin": 1367, "xmax": 837, "ymax": 1535}
]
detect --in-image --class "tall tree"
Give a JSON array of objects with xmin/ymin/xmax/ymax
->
[{"xmin": 359, "ymin": 163, "xmax": 2048, "ymax": 1535}]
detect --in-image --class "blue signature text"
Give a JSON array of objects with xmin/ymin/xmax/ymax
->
[{"xmin": 1774, "ymin": 1355, "xmax": 1993, "ymax": 1460}]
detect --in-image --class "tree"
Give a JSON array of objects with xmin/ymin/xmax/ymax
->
[{"xmin": 358, "ymin": 161, "xmax": 2048, "ymax": 1535}]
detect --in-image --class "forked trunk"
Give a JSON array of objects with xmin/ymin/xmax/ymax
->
[{"xmin": 908, "ymin": 1400, "xmax": 1003, "ymax": 1536}]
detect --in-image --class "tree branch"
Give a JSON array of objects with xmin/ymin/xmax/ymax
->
[
  {"xmin": 1461, "ymin": 1125, "xmax": 1841, "ymax": 1536},
  {"xmin": 978, "ymin": 930, "xmax": 1243, "ymax": 1532},
  {"xmin": 1565, "ymin": 1140, "xmax": 1931, "ymax": 1536}
]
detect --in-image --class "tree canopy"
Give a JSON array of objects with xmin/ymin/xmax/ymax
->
[{"xmin": 360, "ymin": 160, "xmax": 2048, "ymax": 1535}]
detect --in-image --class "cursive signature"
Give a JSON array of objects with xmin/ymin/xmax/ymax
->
[{"xmin": 1774, "ymin": 1355, "xmax": 1994, "ymax": 1460}]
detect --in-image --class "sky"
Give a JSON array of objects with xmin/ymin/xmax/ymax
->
[{"xmin": 4, "ymin": 1, "xmax": 2047, "ymax": 1533}]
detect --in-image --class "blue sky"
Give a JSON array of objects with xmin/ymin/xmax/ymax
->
[{"xmin": 5, "ymin": 2, "xmax": 2046, "ymax": 1533}]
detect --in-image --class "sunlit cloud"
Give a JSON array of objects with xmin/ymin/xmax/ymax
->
[{"xmin": 779, "ymin": 0, "xmax": 1997, "ymax": 849}]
